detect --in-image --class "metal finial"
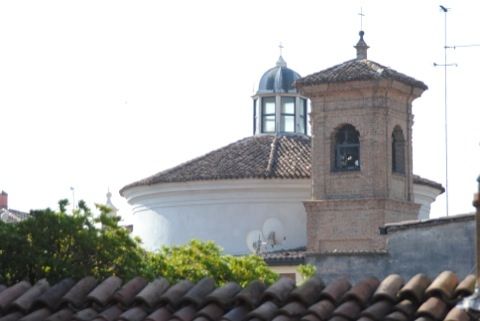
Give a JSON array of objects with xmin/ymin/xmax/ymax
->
[
  {"xmin": 354, "ymin": 30, "xmax": 369, "ymax": 60},
  {"xmin": 276, "ymin": 43, "xmax": 287, "ymax": 67}
]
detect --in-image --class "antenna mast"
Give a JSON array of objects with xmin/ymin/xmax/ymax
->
[{"xmin": 434, "ymin": 5, "xmax": 456, "ymax": 216}]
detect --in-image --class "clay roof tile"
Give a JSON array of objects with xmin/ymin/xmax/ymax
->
[
  {"xmin": 425, "ymin": 271, "xmax": 459, "ymax": 301},
  {"xmin": 220, "ymin": 305, "xmax": 249, "ymax": 321},
  {"xmin": 180, "ymin": 278, "xmax": 216, "ymax": 308},
  {"xmin": 360, "ymin": 300, "xmax": 394, "ymax": 321},
  {"xmin": 416, "ymin": 297, "xmax": 448, "ymax": 321},
  {"xmin": 262, "ymin": 278, "xmax": 296, "ymax": 306},
  {"xmin": 135, "ymin": 278, "xmax": 170, "ymax": 308},
  {"xmin": 300, "ymin": 314, "xmax": 321, "ymax": 321},
  {"xmin": 385, "ymin": 311, "xmax": 409, "ymax": 321},
  {"xmin": 332, "ymin": 300, "xmax": 362, "ymax": 320},
  {"xmin": 235, "ymin": 281, "xmax": 266, "ymax": 309},
  {"xmin": 318, "ymin": 278, "xmax": 351, "ymax": 305},
  {"xmin": 341, "ymin": 277, "xmax": 380, "ymax": 308},
  {"xmin": 0, "ymin": 281, "xmax": 31, "ymax": 311},
  {"xmin": 205, "ymin": 282, "xmax": 242, "ymax": 308},
  {"xmin": 328, "ymin": 315, "xmax": 350, "ymax": 321},
  {"xmin": 33, "ymin": 278, "xmax": 75, "ymax": 310},
  {"xmin": 11, "ymin": 279, "xmax": 49, "ymax": 312},
  {"xmin": 372, "ymin": 274, "xmax": 404, "ymax": 303},
  {"xmin": 118, "ymin": 306, "xmax": 148, "ymax": 321},
  {"xmin": 414, "ymin": 315, "xmax": 435, "ymax": 321},
  {"xmin": 306, "ymin": 300, "xmax": 335, "ymax": 320},
  {"xmin": 0, "ymin": 311, "xmax": 24, "ymax": 321},
  {"xmin": 73, "ymin": 307, "xmax": 98, "ymax": 321},
  {"xmin": 114, "ymin": 276, "xmax": 148, "ymax": 307},
  {"xmin": 95, "ymin": 305, "xmax": 123, "ymax": 321},
  {"xmin": 159, "ymin": 280, "xmax": 194, "ymax": 308},
  {"xmin": 145, "ymin": 307, "xmax": 172, "ymax": 321},
  {"xmin": 398, "ymin": 274, "xmax": 431, "ymax": 304},
  {"xmin": 17, "ymin": 308, "xmax": 50, "ymax": 321},
  {"xmin": 86, "ymin": 276, "xmax": 122, "ymax": 307},
  {"xmin": 393, "ymin": 299, "xmax": 417, "ymax": 318},
  {"xmin": 443, "ymin": 307, "xmax": 471, "ymax": 321},
  {"xmin": 248, "ymin": 301, "xmax": 278, "ymax": 321},
  {"xmin": 277, "ymin": 301, "xmax": 306, "ymax": 317},
  {"xmin": 270, "ymin": 315, "xmax": 290, "ymax": 321},
  {"xmin": 192, "ymin": 317, "xmax": 211, "ymax": 321},
  {"xmin": 61, "ymin": 276, "xmax": 98, "ymax": 310},
  {"xmin": 197, "ymin": 302, "xmax": 225, "ymax": 321},
  {"xmin": 44, "ymin": 308, "xmax": 73, "ymax": 321},
  {"xmin": 288, "ymin": 276, "xmax": 324, "ymax": 306},
  {"xmin": 454, "ymin": 275, "xmax": 475, "ymax": 298},
  {"xmin": 172, "ymin": 305, "xmax": 197, "ymax": 321}
]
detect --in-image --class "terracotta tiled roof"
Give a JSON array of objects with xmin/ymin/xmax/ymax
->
[
  {"xmin": 295, "ymin": 59, "xmax": 428, "ymax": 90},
  {"xmin": 120, "ymin": 135, "xmax": 312, "ymax": 194},
  {"xmin": 382, "ymin": 213, "xmax": 474, "ymax": 234},
  {"xmin": 412, "ymin": 175, "xmax": 446, "ymax": 193},
  {"xmin": 120, "ymin": 135, "xmax": 442, "ymax": 196},
  {"xmin": 0, "ymin": 272, "xmax": 475, "ymax": 321},
  {"xmin": 261, "ymin": 249, "xmax": 306, "ymax": 266}
]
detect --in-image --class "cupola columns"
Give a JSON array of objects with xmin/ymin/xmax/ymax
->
[{"xmin": 252, "ymin": 55, "xmax": 309, "ymax": 136}]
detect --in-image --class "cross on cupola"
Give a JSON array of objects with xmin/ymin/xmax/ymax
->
[{"xmin": 355, "ymin": 8, "xmax": 369, "ymax": 59}]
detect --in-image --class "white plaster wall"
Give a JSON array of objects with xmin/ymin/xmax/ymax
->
[
  {"xmin": 413, "ymin": 184, "xmax": 444, "ymax": 220},
  {"xmin": 122, "ymin": 178, "xmax": 442, "ymax": 254},
  {"xmin": 123, "ymin": 179, "xmax": 310, "ymax": 255}
]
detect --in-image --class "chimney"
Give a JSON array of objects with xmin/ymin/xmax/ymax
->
[{"xmin": 0, "ymin": 191, "xmax": 7, "ymax": 209}]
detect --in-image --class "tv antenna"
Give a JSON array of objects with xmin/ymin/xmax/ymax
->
[{"xmin": 433, "ymin": 5, "xmax": 457, "ymax": 216}]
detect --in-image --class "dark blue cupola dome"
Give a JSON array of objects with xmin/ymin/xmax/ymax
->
[
  {"xmin": 252, "ymin": 55, "xmax": 309, "ymax": 136},
  {"xmin": 257, "ymin": 56, "xmax": 302, "ymax": 94}
]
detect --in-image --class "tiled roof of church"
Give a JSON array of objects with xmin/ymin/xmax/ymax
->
[
  {"xmin": 295, "ymin": 59, "xmax": 428, "ymax": 90},
  {"xmin": 120, "ymin": 135, "xmax": 442, "ymax": 195},
  {"xmin": 120, "ymin": 135, "xmax": 311, "ymax": 194},
  {"xmin": 0, "ymin": 272, "xmax": 475, "ymax": 321}
]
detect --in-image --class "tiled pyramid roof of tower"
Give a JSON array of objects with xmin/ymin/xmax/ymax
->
[
  {"xmin": 295, "ymin": 58, "xmax": 428, "ymax": 90},
  {"xmin": 120, "ymin": 135, "xmax": 442, "ymax": 195},
  {"xmin": 0, "ymin": 272, "xmax": 476, "ymax": 321},
  {"xmin": 120, "ymin": 135, "xmax": 311, "ymax": 194}
]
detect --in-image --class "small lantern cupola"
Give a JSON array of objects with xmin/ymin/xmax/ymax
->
[
  {"xmin": 354, "ymin": 30, "xmax": 369, "ymax": 59},
  {"xmin": 252, "ymin": 51, "xmax": 308, "ymax": 135}
]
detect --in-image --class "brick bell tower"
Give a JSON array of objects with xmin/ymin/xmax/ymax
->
[{"xmin": 296, "ymin": 31, "xmax": 427, "ymax": 253}]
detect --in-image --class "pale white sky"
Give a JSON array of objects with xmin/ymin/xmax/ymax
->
[{"xmin": 0, "ymin": 0, "xmax": 479, "ymax": 218}]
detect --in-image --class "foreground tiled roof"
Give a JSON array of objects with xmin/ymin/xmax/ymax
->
[
  {"xmin": 0, "ymin": 272, "xmax": 475, "ymax": 321},
  {"xmin": 120, "ymin": 135, "xmax": 442, "ymax": 195},
  {"xmin": 120, "ymin": 135, "xmax": 311, "ymax": 194},
  {"xmin": 295, "ymin": 59, "xmax": 428, "ymax": 91}
]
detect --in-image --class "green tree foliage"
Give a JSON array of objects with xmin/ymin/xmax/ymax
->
[
  {"xmin": 0, "ymin": 200, "xmax": 145, "ymax": 285},
  {"xmin": 0, "ymin": 202, "xmax": 278, "ymax": 286},
  {"xmin": 144, "ymin": 240, "xmax": 278, "ymax": 286},
  {"xmin": 297, "ymin": 264, "xmax": 317, "ymax": 282}
]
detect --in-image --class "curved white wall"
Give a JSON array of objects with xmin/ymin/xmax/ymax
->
[
  {"xmin": 122, "ymin": 179, "xmax": 442, "ymax": 254},
  {"xmin": 123, "ymin": 179, "xmax": 310, "ymax": 255},
  {"xmin": 413, "ymin": 183, "xmax": 444, "ymax": 220}
]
